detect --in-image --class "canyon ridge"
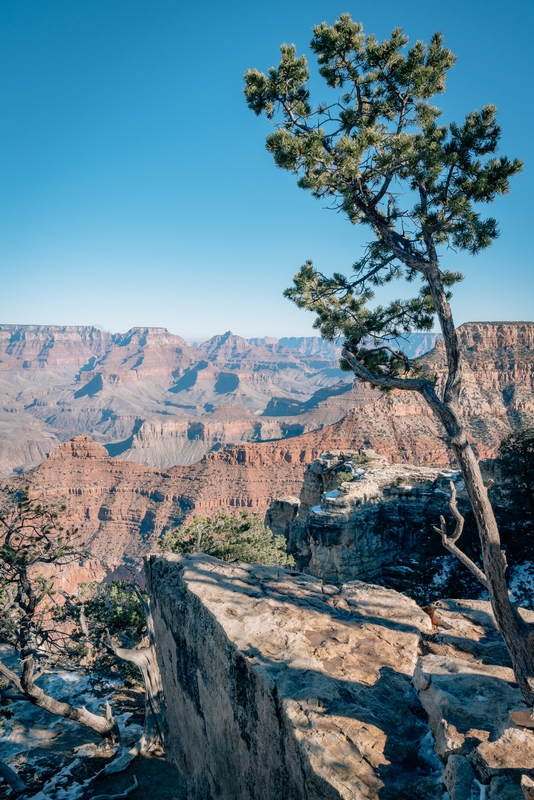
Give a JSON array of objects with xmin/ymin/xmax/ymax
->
[{"xmin": 6, "ymin": 320, "xmax": 533, "ymax": 572}]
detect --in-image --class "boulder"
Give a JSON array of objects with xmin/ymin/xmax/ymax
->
[{"xmin": 415, "ymin": 599, "xmax": 534, "ymax": 799}]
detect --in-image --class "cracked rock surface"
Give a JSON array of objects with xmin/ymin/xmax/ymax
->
[
  {"xmin": 147, "ymin": 555, "xmax": 441, "ymax": 800},
  {"xmin": 419, "ymin": 598, "xmax": 534, "ymax": 799}
]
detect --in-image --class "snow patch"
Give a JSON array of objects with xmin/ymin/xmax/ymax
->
[
  {"xmin": 508, "ymin": 561, "xmax": 534, "ymax": 610},
  {"xmin": 430, "ymin": 556, "xmax": 456, "ymax": 589},
  {"xmin": 417, "ymin": 729, "xmax": 441, "ymax": 777},
  {"xmin": 472, "ymin": 779, "xmax": 488, "ymax": 799}
]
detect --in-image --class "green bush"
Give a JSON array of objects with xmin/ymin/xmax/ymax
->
[
  {"xmin": 335, "ymin": 471, "xmax": 354, "ymax": 486},
  {"xmin": 160, "ymin": 510, "xmax": 294, "ymax": 567}
]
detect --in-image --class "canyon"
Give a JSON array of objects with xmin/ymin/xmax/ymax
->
[
  {"xmin": 9, "ymin": 321, "xmax": 533, "ymax": 574},
  {"xmin": 2, "ymin": 322, "xmax": 534, "ymax": 798},
  {"xmin": 0, "ymin": 324, "xmax": 441, "ymax": 475}
]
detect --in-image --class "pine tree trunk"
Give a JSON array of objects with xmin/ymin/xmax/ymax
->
[{"xmin": 419, "ymin": 376, "xmax": 534, "ymax": 705}]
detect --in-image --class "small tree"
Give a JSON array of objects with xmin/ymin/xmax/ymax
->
[
  {"xmin": 75, "ymin": 580, "xmax": 165, "ymax": 753},
  {"xmin": 0, "ymin": 487, "xmax": 119, "ymax": 743},
  {"xmin": 160, "ymin": 510, "xmax": 295, "ymax": 567},
  {"xmin": 244, "ymin": 15, "xmax": 534, "ymax": 705},
  {"xmin": 499, "ymin": 427, "xmax": 534, "ymax": 519}
]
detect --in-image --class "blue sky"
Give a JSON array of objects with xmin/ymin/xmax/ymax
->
[{"xmin": 0, "ymin": 0, "xmax": 532, "ymax": 340}]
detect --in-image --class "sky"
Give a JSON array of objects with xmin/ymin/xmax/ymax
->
[{"xmin": 0, "ymin": 0, "xmax": 532, "ymax": 341}]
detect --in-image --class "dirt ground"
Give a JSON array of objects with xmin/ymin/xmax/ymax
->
[{"xmin": 81, "ymin": 752, "xmax": 187, "ymax": 800}]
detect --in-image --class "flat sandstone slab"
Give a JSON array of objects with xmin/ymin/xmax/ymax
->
[{"xmin": 147, "ymin": 555, "xmax": 441, "ymax": 800}]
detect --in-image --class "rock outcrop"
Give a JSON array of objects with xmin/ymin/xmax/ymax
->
[
  {"xmin": 147, "ymin": 556, "xmax": 534, "ymax": 799},
  {"xmin": 279, "ymin": 450, "xmax": 467, "ymax": 584},
  {"xmin": 418, "ymin": 598, "xmax": 534, "ymax": 799},
  {"xmin": 147, "ymin": 555, "xmax": 442, "ymax": 799}
]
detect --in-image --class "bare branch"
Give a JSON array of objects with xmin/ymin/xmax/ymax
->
[
  {"xmin": 0, "ymin": 657, "xmax": 23, "ymax": 693},
  {"xmin": 0, "ymin": 759, "xmax": 25, "ymax": 792},
  {"xmin": 342, "ymin": 347, "xmax": 431, "ymax": 392},
  {"xmin": 92, "ymin": 776, "xmax": 139, "ymax": 800},
  {"xmin": 433, "ymin": 481, "xmax": 489, "ymax": 589}
]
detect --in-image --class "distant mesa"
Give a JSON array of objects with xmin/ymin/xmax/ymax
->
[{"xmin": 0, "ymin": 322, "xmax": 531, "ymax": 478}]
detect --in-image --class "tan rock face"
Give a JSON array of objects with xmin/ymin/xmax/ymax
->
[
  {"xmin": 147, "ymin": 555, "xmax": 440, "ymax": 800},
  {"xmin": 145, "ymin": 558, "xmax": 534, "ymax": 799},
  {"xmin": 416, "ymin": 598, "xmax": 534, "ymax": 799},
  {"xmin": 18, "ymin": 435, "xmax": 306, "ymax": 565}
]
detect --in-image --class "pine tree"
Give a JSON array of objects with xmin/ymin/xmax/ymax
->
[
  {"xmin": 244, "ymin": 15, "xmax": 534, "ymax": 706},
  {"xmin": 160, "ymin": 510, "xmax": 294, "ymax": 568}
]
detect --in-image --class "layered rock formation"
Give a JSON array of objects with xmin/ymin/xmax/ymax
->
[
  {"xmin": 281, "ymin": 451, "xmax": 467, "ymax": 584},
  {"xmin": 213, "ymin": 322, "xmax": 534, "ymax": 471},
  {"xmin": 19, "ymin": 435, "xmax": 307, "ymax": 566},
  {"xmin": 3, "ymin": 321, "xmax": 530, "ymax": 476},
  {"xmin": 0, "ymin": 325, "xmax": 353, "ymax": 474},
  {"xmin": 147, "ymin": 556, "xmax": 534, "ymax": 799},
  {"xmin": 147, "ymin": 555, "xmax": 443, "ymax": 799}
]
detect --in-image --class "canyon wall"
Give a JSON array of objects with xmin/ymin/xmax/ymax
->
[
  {"xmin": 8, "ymin": 321, "xmax": 534, "ymax": 570},
  {"xmin": 0, "ymin": 325, "xmax": 352, "ymax": 474},
  {"xmin": 1, "ymin": 322, "xmax": 532, "ymax": 475},
  {"xmin": 19, "ymin": 435, "xmax": 306, "ymax": 566}
]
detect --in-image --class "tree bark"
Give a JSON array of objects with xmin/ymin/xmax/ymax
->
[
  {"xmin": 0, "ymin": 759, "xmax": 25, "ymax": 792},
  {"xmin": 0, "ymin": 653, "xmax": 120, "ymax": 744},
  {"xmin": 423, "ymin": 388, "xmax": 534, "ymax": 705},
  {"xmin": 423, "ymin": 266, "xmax": 534, "ymax": 706},
  {"xmin": 108, "ymin": 642, "xmax": 165, "ymax": 751},
  {"xmin": 106, "ymin": 587, "xmax": 165, "ymax": 752}
]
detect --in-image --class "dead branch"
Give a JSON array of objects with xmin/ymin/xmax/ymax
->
[
  {"xmin": 130, "ymin": 584, "xmax": 155, "ymax": 644},
  {"xmin": 0, "ymin": 657, "xmax": 24, "ymax": 694},
  {"xmin": 104, "ymin": 627, "xmax": 165, "ymax": 752},
  {"xmin": 91, "ymin": 775, "xmax": 139, "ymax": 799},
  {"xmin": 433, "ymin": 481, "xmax": 489, "ymax": 590},
  {"xmin": 103, "ymin": 747, "xmax": 138, "ymax": 775},
  {"xmin": 0, "ymin": 758, "xmax": 25, "ymax": 791}
]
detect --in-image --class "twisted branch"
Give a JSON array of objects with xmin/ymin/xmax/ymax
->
[{"xmin": 433, "ymin": 481, "xmax": 489, "ymax": 590}]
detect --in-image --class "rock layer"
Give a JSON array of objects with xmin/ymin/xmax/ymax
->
[
  {"xmin": 0, "ymin": 325, "xmax": 352, "ymax": 474},
  {"xmin": 1, "ymin": 322, "xmax": 533, "ymax": 474},
  {"xmin": 18, "ymin": 436, "xmax": 306, "ymax": 565},
  {"xmin": 146, "ymin": 557, "xmax": 534, "ymax": 799},
  {"xmin": 283, "ymin": 450, "xmax": 468, "ymax": 584}
]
